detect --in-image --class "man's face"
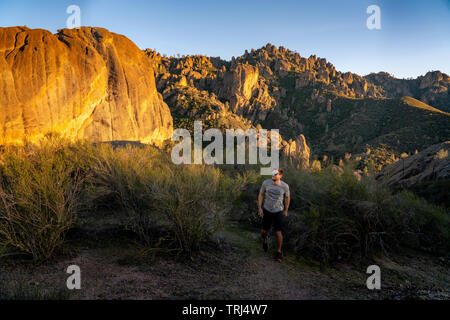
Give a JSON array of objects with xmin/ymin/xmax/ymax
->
[{"xmin": 271, "ymin": 170, "xmax": 282, "ymax": 181}]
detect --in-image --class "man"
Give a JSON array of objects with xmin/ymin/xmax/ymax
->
[{"xmin": 258, "ymin": 168, "xmax": 290, "ymax": 262}]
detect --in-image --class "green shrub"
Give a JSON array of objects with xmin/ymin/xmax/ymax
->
[
  {"xmin": 231, "ymin": 169, "xmax": 265, "ymax": 223},
  {"xmin": 282, "ymin": 163, "xmax": 449, "ymax": 263},
  {"xmin": 2, "ymin": 135, "xmax": 447, "ymax": 265}
]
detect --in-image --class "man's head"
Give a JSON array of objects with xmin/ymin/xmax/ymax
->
[{"xmin": 271, "ymin": 168, "xmax": 283, "ymax": 182}]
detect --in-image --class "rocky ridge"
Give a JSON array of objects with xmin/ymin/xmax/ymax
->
[{"xmin": 145, "ymin": 44, "xmax": 449, "ymax": 162}]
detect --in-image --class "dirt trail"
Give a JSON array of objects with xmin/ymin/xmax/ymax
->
[
  {"xmin": 1, "ymin": 221, "xmax": 448, "ymax": 299},
  {"xmin": 218, "ymin": 222, "xmax": 325, "ymax": 299}
]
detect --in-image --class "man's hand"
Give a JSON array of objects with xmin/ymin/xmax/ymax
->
[
  {"xmin": 283, "ymin": 210, "xmax": 288, "ymax": 217},
  {"xmin": 258, "ymin": 207, "xmax": 264, "ymax": 217}
]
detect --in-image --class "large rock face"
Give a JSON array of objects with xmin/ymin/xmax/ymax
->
[
  {"xmin": 216, "ymin": 63, "xmax": 259, "ymax": 110},
  {"xmin": 375, "ymin": 141, "xmax": 450, "ymax": 206},
  {"xmin": 0, "ymin": 27, "xmax": 173, "ymax": 145}
]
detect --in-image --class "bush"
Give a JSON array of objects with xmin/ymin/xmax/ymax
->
[
  {"xmin": 149, "ymin": 165, "xmax": 225, "ymax": 255},
  {"xmin": 282, "ymin": 163, "xmax": 449, "ymax": 263},
  {"xmin": 2, "ymin": 135, "xmax": 447, "ymax": 264},
  {"xmin": 87, "ymin": 144, "xmax": 169, "ymax": 245},
  {"xmin": 88, "ymin": 144, "xmax": 237, "ymax": 255},
  {"xmin": 0, "ymin": 137, "xmax": 240, "ymax": 259},
  {"xmin": 231, "ymin": 169, "xmax": 265, "ymax": 223},
  {"xmin": 0, "ymin": 136, "xmax": 85, "ymax": 261}
]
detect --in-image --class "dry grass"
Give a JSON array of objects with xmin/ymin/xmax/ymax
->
[{"xmin": 0, "ymin": 135, "xmax": 85, "ymax": 261}]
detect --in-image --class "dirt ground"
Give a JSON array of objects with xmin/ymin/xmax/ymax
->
[{"xmin": 0, "ymin": 221, "xmax": 449, "ymax": 300}]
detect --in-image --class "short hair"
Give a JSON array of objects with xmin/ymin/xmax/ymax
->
[{"xmin": 278, "ymin": 168, "xmax": 284, "ymax": 175}]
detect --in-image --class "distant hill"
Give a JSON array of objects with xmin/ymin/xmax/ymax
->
[{"xmin": 365, "ymin": 71, "xmax": 450, "ymax": 113}]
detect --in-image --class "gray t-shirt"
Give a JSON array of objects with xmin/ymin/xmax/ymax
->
[{"xmin": 259, "ymin": 179, "xmax": 290, "ymax": 213}]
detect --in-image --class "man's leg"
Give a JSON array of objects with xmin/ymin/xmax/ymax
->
[
  {"xmin": 275, "ymin": 231, "xmax": 283, "ymax": 253},
  {"xmin": 261, "ymin": 229, "xmax": 269, "ymax": 242},
  {"xmin": 261, "ymin": 229, "xmax": 269, "ymax": 252},
  {"xmin": 261, "ymin": 209, "xmax": 273, "ymax": 252},
  {"xmin": 274, "ymin": 212, "xmax": 284, "ymax": 261}
]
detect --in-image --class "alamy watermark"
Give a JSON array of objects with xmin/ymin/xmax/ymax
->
[
  {"xmin": 171, "ymin": 121, "xmax": 280, "ymax": 175},
  {"xmin": 66, "ymin": 265, "xmax": 81, "ymax": 290},
  {"xmin": 66, "ymin": 5, "xmax": 81, "ymax": 29},
  {"xmin": 367, "ymin": 5, "xmax": 381, "ymax": 30},
  {"xmin": 366, "ymin": 265, "xmax": 381, "ymax": 290}
]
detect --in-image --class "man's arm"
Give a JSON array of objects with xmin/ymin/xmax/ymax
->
[
  {"xmin": 283, "ymin": 184, "xmax": 290, "ymax": 217},
  {"xmin": 284, "ymin": 196, "xmax": 290, "ymax": 217},
  {"xmin": 258, "ymin": 182, "xmax": 266, "ymax": 217},
  {"xmin": 258, "ymin": 192, "xmax": 264, "ymax": 217}
]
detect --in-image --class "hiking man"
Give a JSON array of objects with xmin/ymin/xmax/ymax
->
[{"xmin": 258, "ymin": 168, "xmax": 290, "ymax": 262}]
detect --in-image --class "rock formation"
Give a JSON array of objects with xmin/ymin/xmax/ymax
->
[
  {"xmin": 146, "ymin": 44, "xmax": 449, "ymax": 161},
  {"xmin": 0, "ymin": 27, "xmax": 173, "ymax": 146},
  {"xmin": 280, "ymin": 134, "xmax": 311, "ymax": 169}
]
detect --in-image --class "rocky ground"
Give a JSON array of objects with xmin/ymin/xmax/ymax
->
[{"xmin": 1, "ymin": 220, "xmax": 448, "ymax": 300}]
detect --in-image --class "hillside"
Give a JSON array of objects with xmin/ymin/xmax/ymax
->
[
  {"xmin": 311, "ymin": 96, "xmax": 450, "ymax": 157},
  {"xmin": 377, "ymin": 141, "xmax": 450, "ymax": 206}
]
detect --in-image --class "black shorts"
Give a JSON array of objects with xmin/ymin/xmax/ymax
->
[{"xmin": 262, "ymin": 208, "xmax": 284, "ymax": 232}]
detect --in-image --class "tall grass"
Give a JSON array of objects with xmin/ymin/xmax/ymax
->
[
  {"xmin": 0, "ymin": 136, "xmax": 85, "ymax": 261},
  {"xmin": 87, "ymin": 144, "xmax": 165, "ymax": 245},
  {"xmin": 87, "ymin": 143, "xmax": 240, "ymax": 255},
  {"xmin": 149, "ymin": 165, "xmax": 223, "ymax": 254},
  {"xmin": 0, "ymin": 137, "xmax": 238, "ymax": 260}
]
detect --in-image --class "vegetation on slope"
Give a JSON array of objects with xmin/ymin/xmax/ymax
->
[{"xmin": 1, "ymin": 135, "xmax": 447, "ymax": 264}]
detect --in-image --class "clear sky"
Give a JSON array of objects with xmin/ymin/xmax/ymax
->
[{"xmin": 1, "ymin": 0, "xmax": 449, "ymax": 78}]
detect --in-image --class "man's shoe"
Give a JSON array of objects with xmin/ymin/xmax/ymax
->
[
  {"xmin": 262, "ymin": 240, "xmax": 268, "ymax": 252},
  {"xmin": 274, "ymin": 251, "xmax": 283, "ymax": 262}
]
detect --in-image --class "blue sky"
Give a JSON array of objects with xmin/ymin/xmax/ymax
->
[{"xmin": 1, "ymin": 0, "xmax": 449, "ymax": 78}]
